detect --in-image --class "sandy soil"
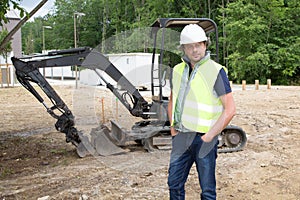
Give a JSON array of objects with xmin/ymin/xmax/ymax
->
[{"xmin": 0, "ymin": 83, "xmax": 299, "ymax": 200}]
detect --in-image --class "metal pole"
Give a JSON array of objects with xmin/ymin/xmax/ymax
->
[
  {"xmin": 73, "ymin": 12, "xmax": 85, "ymax": 89},
  {"xmin": 42, "ymin": 26, "xmax": 45, "ymax": 51},
  {"xmin": 42, "ymin": 26, "xmax": 52, "ymax": 77},
  {"xmin": 74, "ymin": 13, "xmax": 78, "ymax": 89},
  {"xmin": 42, "ymin": 26, "xmax": 45, "ymax": 77}
]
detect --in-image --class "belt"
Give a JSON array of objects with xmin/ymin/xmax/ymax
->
[
  {"xmin": 196, "ymin": 132, "xmax": 205, "ymax": 136},
  {"xmin": 172, "ymin": 132, "xmax": 205, "ymax": 139}
]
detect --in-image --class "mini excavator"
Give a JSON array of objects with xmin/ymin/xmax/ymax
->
[{"xmin": 11, "ymin": 18, "xmax": 247, "ymax": 157}]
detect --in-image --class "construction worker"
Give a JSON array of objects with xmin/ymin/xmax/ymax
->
[{"xmin": 167, "ymin": 24, "xmax": 236, "ymax": 200}]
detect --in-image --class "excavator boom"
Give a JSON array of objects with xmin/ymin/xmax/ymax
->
[{"xmin": 11, "ymin": 47, "xmax": 154, "ymax": 156}]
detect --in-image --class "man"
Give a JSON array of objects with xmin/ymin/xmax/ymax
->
[{"xmin": 167, "ymin": 24, "xmax": 236, "ymax": 200}]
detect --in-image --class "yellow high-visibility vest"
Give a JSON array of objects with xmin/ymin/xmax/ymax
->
[{"xmin": 171, "ymin": 57, "xmax": 225, "ymax": 133}]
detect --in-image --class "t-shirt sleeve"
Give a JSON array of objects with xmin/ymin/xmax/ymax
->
[{"xmin": 214, "ymin": 68, "xmax": 232, "ymax": 97}]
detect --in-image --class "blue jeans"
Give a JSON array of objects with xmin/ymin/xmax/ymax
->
[{"xmin": 168, "ymin": 132, "xmax": 218, "ymax": 200}]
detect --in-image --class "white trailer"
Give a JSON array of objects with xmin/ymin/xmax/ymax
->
[{"xmin": 80, "ymin": 53, "xmax": 158, "ymax": 90}]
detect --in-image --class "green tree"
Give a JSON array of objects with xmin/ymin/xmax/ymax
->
[
  {"xmin": 218, "ymin": 0, "xmax": 300, "ymax": 85},
  {"xmin": 0, "ymin": 0, "xmax": 26, "ymax": 25},
  {"xmin": 50, "ymin": 0, "xmax": 87, "ymax": 49},
  {"xmin": 18, "ymin": 0, "xmax": 299, "ymax": 85},
  {"xmin": 22, "ymin": 17, "xmax": 46, "ymax": 54}
]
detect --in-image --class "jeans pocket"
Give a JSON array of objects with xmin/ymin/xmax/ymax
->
[{"xmin": 198, "ymin": 137, "xmax": 218, "ymax": 158}]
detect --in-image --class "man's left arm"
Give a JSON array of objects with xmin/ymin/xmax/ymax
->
[{"xmin": 201, "ymin": 92, "xmax": 236, "ymax": 142}]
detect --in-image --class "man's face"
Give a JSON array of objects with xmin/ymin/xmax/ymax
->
[{"xmin": 183, "ymin": 42, "xmax": 206, "ymax": 66}]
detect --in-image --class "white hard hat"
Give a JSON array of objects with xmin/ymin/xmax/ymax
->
[{"xmin": 180, "ymin": 24, "xmax": 207, "ymax": 45}]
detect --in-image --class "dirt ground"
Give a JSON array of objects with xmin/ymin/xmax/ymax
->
[{"xmin": 0, "ymin": 83, "xmax": 299, "ymax": 200}]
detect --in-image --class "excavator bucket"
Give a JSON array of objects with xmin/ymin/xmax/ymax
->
[
  {"xmin": 76, "ymin": 126, "xmax": 126, "ymax": 157},
  {"xmin": 91, "ymin": 125, "xmax": 126, "ymax": 156},
  {"xmin": 76, "ymin": 133, "xmax": 96, "ymax": 158}
]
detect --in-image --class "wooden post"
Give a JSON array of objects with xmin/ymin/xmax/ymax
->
[
  {"xmin": 267, "ymin": 79, "xmax": 271, "ymax": 89},
  {"xmin": 101, "ymin": 98, "xmax": 105, "ymax": 124},
  {"xmin": 255, "ymin": 80, "xmax": 259, "ymax": 90},
  {"xmin": 6, "ymin": 63, "xmax": 10, "ymax": 87},
  {"xmin": 242, "ymin": 80, "xmax": 246, "ymax": 90}
]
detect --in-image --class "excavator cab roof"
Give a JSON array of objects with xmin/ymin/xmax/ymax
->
[
  {"xmin": 150, "ymin": 18, "xmax": 219, "ymax": 62},
  {"xmin": 151, "ymin": 18, "xmax": 217, "ymax": 34}
]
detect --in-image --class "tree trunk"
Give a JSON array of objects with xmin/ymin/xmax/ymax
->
[{"xmin": 0, "ymin": 0, "xmax": 48, "ymax": 51}]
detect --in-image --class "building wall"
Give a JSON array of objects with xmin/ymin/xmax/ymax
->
[
  {"xmin": 1, "ymin": 10, "xmax": 22, "ymax": 86},
  {"xmin": 1, "ymin": 17, "xmax": 22, "ymax": 60},
  {"xmin": 1, "ymin": 9, "xmax": 22, "ymax": 62}
]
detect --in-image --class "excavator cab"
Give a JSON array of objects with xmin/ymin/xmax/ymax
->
[
  {"xmin": 145, "ymin": 18, "xmax": 220, "ymax": 123},
  {"xmin": 150, "ymin": 18, "xmax": 220, "ymax": 101}
]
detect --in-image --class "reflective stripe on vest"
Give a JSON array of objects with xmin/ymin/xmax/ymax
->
[{"xmin": 171, "ymin": 58, "xmax": 225, "ymax": 133}]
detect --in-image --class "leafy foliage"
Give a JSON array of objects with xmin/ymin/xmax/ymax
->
[
  {"xmin": 219, "ymin": 0, "xmax": 299, "ymax": 84},
  {"xmin": 0, "ymin": 0, "xmax": 26, "ymax": 25},
  {"xmin": 15, "ymin": 0, "xmax": 300, "ymax": 85}
]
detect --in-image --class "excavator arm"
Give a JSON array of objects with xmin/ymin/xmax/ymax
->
[
  {"xmin": 11, "ymin": 47, "xmax": 91, "ymax": 147},
  {"xmin": 11, "ymin": 47, "xmax": 151, "ymax": 151}
]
